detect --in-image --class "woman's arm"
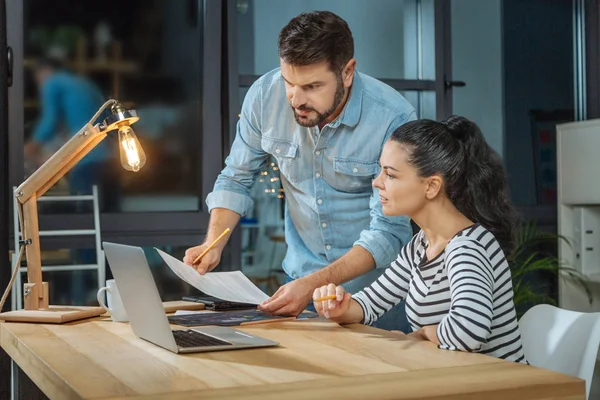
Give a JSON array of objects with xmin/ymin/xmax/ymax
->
[
  {"xmin": 350, "ymin": 234, "xmax": 418, "ymax": 325},
  {"xmin": 314, "ymin": 234, "xmax": 419, "ymax": 325},
  {"xmin": 436, "ymin": 239, "xmax": 494, "ymax": 351}
]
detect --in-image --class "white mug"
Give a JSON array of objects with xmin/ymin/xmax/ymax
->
[{"xmin": 97, "ymin": 279, "xmax": 128, "ymax": 322}]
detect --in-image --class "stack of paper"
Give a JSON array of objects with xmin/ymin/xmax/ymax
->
[{"xmin": 155, "ymin": 248, "xmax": 270, "ymax": 304}]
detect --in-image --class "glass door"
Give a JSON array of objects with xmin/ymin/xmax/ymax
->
[{"xmin": 6, "ymin": 0, "xmax": 232, "ymax": 305}]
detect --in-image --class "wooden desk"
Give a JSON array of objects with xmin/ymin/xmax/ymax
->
[{"xmin": 1, "ymin": 318, "xmax": 585, "ymax": 399}]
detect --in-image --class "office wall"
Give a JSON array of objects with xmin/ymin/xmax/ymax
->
[
  {"xmin": 451, "ymin": 0, "xmax": 504, "ymax": 157},
  {"xmin": 503, "ymin": 0, "xmax": 574, "ymax": 206}
]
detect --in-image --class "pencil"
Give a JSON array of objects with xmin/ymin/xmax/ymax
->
[
  {"xmin": 192, "ymin": 228, "xmax": 231, "ymax": 265},
  {"xmin": 314, "ymin": 295, "xmax": 337, "ymax": 302}
]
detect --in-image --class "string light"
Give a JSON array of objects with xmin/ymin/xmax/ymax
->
[{"xmin": 259, "ymin": 156, "xmax": 285, "ymax": 200}]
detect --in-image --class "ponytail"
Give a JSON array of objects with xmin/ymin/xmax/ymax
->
[{"xmin": 390, "ymin": 116, "xmax": 519, "ymax": 253}]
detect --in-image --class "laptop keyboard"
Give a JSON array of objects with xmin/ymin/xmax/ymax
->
[{"xmin": 173, "ymin": 329, "xmax": 232, "ymax": 348}]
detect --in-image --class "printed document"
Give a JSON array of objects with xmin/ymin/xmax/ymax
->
[{"xmin": 155, "ymin": 248, "xmax": 270, "ymax": 304}]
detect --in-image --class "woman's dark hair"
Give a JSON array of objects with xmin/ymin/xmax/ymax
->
[
  {"xmin": 278, "ymin": 11, "xmax": 354, "ymax": 74},
  {"xmin": 390, "ymin": 116, "xmax": 520, "ymax": 254}
]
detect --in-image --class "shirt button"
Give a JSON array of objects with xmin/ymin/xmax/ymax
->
[
  {"xmin": 317, "ymin": 199, "xmax": 323, "ymax": 205},
  {"xmin": 353, "ymin": 167, "xmax": 358, "ymax": 173},
  {"xmin": 316, "ymin": 173, "xmax": 321, "ymax": 178},
  {"xmin": 275, "ymin": 148, "xmax": 281, "ymax": 154},
  {"xmin": 315, "ymin": 150, "xmax": 321, "ymax": 155},
  {"xmin": 326, "ymin": 245, "xmax": 332, "ymax": 251},
  {"xmin": 321, "ymin": 222, "xmax": 327, "ymax": 228}
]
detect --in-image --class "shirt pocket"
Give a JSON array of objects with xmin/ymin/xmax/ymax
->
[
  {"xmin": 261, "ymin": 137, "xmax": 300, "ymax": 184},
  {"xmin": 330, "ymin": 157, "xmax": 380, "ymax": 193}
]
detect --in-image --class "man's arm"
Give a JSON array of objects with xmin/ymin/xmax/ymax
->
[
  {"xmin": 311, "ymin": 111, "xmax": 417, "ymax": 285},
  {"xmin": 350, "ymin": 111, "xmax": 416, "ymax": 271},
  {"xmin": 205, "ymin": 80, "xmax": 268, "ymax": 219},
  {"xmin": 184, "ymin": 80, "xmax": 268, "ymax": 270},
  {"xmin": 32, "ymin": 79, "xmax": 61, "ymax": 144},
  {"xmin": 304, "ymin": 246, "xmax": 375, "ymax": 288},
  {"xmin": 259, "ymin": 112, "xmax": 416, "ymax": 316}
]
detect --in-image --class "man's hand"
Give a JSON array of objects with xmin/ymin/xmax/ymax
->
[
  {"xmin": 257, "ymin": 278, "xmax": 314, "ymax": 316},
  {"xmin": 183, "ymin": 244, "xmax": 222, "ymax": 275}
]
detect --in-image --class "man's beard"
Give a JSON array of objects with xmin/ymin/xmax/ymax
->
[{"xmin": 291, "ymin": 77, "xmax": 346, "ymax": 128}]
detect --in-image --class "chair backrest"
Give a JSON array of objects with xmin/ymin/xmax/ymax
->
[{"xmin": 519, "ymin": 304, "xmax": 600, "ymax": 399}]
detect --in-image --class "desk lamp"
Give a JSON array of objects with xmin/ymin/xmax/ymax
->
[{"xmin": 0, "ymin": 99, "xmax": 145, "ymax": 323}]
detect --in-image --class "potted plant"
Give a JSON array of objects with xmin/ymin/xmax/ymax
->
[{"xmin": 508, "ymin": 221, "xmax": 592, "ymax": 317}]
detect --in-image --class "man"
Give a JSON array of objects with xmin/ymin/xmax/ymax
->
[
  {"xmin": 184, "ymin": 11, "xmax": 415, "ymax": 330},
  {"xmin": 24, "ymin": 56, "xmax": 119, "ymax": 210},
  {"xmin": 24, "ymin": 56, "xmax": 120, "ymax": 304}
]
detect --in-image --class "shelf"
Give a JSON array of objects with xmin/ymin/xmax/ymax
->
[
  {"xmin": 24, "ymin": 58, "xmax": 138, "ymax": 73},
  {"xmin": 76, "ymin": 61, "xmax": 138, "ymax": 73},
  {"xmin": 24, "ymin": 39, "xmax": 138, "ymax": 99}
]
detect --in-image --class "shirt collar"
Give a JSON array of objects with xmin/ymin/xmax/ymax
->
[{"xmin": 334, "ymin": 71, "xmax": 363, "ymax": 128}]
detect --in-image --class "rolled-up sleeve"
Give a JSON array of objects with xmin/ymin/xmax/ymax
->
[
  {"xmin": 353, "ymin": 111, "xmax": 416, "ymax": 268},
  {"xmin": 205, "ymin": 80, "xmax": 268, "ymax": 216}
]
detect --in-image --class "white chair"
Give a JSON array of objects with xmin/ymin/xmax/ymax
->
[{"xmin": 519, "ymin": 304, "xmax": 600, "ymax": 399}]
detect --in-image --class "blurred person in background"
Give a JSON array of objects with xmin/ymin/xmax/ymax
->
[
  {"xmin": 24, "ymin": 56, "xmax": 119, "ymax": 208},
  {"xmin": 23, "ymin": 55, "xmax": 121, "ymax": 304}
]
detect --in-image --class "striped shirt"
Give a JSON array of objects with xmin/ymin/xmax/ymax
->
[{"xmin": 353, "ymin": 223, "xmax": 527, "ymax": 363}]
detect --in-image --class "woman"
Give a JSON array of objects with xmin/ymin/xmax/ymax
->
[{"xmin": 314, "ymin": 116, "xmax": 527, "ymax": 363}]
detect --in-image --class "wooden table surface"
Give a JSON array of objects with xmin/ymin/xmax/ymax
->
[{"xmin": 0, "ymin": 316, "xmax": 585, "ymax": 400}]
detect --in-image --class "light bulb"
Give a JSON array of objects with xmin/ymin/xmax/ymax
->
[{"xmin": 118, "ymin": 125, "xmax": 146, "ymax": 172}]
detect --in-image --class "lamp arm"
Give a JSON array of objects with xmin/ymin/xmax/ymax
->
[
  {"xmin": 16, "ymin": 123, "xmax": 107, "ymax": 204},
  {"xmin": 88, "ymin": 99, "xmax": 117, "ymax": 127},
  {"xmin": 16, "ymin": 99, "xmax": 120, "ymax": 204}
]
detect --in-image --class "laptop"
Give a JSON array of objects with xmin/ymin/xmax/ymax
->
[{"xmin": 102, "ymin": 241, "xmax": 279, "ymax": 353}]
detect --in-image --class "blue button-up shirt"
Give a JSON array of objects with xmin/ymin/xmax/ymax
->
[{"xmin": 207, "ymin": 68, "xmax": 415, "ymax": 293}]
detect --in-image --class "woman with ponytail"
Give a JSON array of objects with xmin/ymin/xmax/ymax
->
[{"xmin": 313, "ymin": 116, "xmax": 527, "ymax": 363}]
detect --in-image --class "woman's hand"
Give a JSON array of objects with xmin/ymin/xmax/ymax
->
[
  {"xmin": 313, "ymin": 283, "xmax": 352, "ymax": 320},
  {"xmin": 407, "ymin": 325, "xmax": 440, "ymax": 344}
]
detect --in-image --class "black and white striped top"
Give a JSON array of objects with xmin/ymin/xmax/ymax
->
[{"xmin": 353, "ymin": 224, "xmax": 527, "ymax": 363}]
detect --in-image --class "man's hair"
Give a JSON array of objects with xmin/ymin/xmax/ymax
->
[{"xmin": 278, "ymin": 11, "xmax": 354, "ymax": 74}]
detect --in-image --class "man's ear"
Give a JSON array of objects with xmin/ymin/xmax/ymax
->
[
  {"xmin": 425, "ymin": 175, "xmax": 443, "ymax": 200},
  {"xmin": 343, "ymin": 58, "xmax": 356, "ymax": 88}
]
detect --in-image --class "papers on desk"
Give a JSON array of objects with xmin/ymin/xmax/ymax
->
[{"xmin": 155, "ymin": 248, "xmax": 270, "ymax": 305}]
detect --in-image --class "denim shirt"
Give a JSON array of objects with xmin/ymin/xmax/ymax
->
[{"xmin": 207, "ymin": 68, "xmax": 416, "ymax": 293}]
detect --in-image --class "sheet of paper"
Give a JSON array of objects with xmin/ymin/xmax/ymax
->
[{"xmin": 155, "ymin": 248, "xmax": 270, "ymax": 304}]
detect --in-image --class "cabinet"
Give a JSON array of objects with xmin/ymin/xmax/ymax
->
[{"xmin": 556, "ymin": 119, "xmax": 600, "ymax": 312}]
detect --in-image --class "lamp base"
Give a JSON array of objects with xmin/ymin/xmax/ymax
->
[{"xmin": 0, "ymin": 305, "xmax": 105, "ymax": 324}]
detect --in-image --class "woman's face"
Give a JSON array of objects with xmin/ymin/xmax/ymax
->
[{"xmin": 373, "ymin": 141, "xmax": 431, "ymax": 217}]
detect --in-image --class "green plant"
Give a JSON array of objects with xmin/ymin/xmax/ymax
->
[{"xmin": 508, "ymin": 221, "xmax": 592, "ymax": 316}]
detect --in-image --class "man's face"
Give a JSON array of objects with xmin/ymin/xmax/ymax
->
[{"xmin": 280, "ymin": 59, "xmax": 348, "ymax": 127}]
